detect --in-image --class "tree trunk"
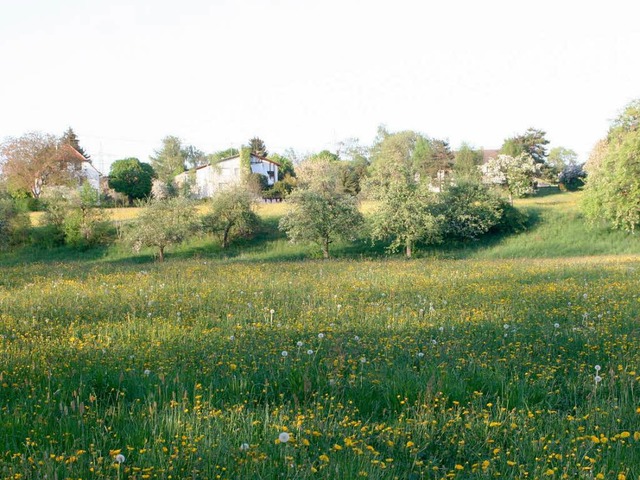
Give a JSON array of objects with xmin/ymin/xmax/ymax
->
[
  {"xmin": 222, "ymin": 225, "xmax": 231, "ymax": 249},
  {"xmin": 158, "ymin": 246, "xmax": 165, "ymax": 262},
  {"xmin": 322, "ymin": 238, "xmax": 330, "ymax": 259},
  {"xmin": 406, "ymin": 241, "xmax": 412, "ymax": 258}
]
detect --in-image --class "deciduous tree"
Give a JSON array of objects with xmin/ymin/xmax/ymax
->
[
  {"xmin": 484, "ymin": 154, "xmax": 538, "ymax": 204},
  {"xmin": 202, "ymin": 185, "xmax": 260, "ymax": 249},
  {"xmin": 582, "ymin": 99, "xmax": 640, "ymax": 233},
  {"xmin": 149, "ymin": 136, "xmax": 187, "ymax": 183},
  {"xmin": 0, "ymin": 131, "xmax": 85, "ymax": 198},
  {"xmin": 279, "ymin": 158, "xmax": 363, "ymax": 258},
  {"xmin": 370, "ymin": 179, "xmax": 442, "ymax": 258},
  {"xmin": 500, "ymin": 128, "xmax": 549, "ymax": 165},
  {"xmin": 108, "ymin": 158, "xmax": 155, "ymax": 205},
  {"xmin": 125, "ymin": 197, "xmax": 198, "ymax": 261}
]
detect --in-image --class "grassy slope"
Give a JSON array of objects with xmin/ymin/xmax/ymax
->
[{"xmin": 12, "ymin": 188, "xmax": 640, "ymax": 265}]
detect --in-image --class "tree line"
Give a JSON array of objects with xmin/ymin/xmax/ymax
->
[{"xmin": 1, "ymin": 98, "xmax": 639, "ymax": 257}]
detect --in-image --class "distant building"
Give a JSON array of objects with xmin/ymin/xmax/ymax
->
[{"xmin": 174, "ymin": 153, "xmax": 280, "ymax": 199}]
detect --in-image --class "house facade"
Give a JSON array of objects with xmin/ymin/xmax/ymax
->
[{"xmin": 175, "ymin": 153, "xmax": 279, "ymax": 199}]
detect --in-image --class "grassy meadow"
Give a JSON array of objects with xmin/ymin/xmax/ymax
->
[{"xmin": 2, "ymin": 190, "xmax": 640, "ymax": 479}]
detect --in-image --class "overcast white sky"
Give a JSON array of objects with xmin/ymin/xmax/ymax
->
[{"xmin": 1, "ymin": 0, "xmax": 639, "ymax": 173}]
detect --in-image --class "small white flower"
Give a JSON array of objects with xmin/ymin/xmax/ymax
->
[
  {"xmin": 595, "ymin": 365, "xmax": 601, "ymax": 371},
  {"xmin": 279, "ymin": 432, "xmax": 290, "ymax": 443},
  {"xmin": 240, "ymin": 443, "xmax": 250, "ymax": 451},
  {"xmin": 554, "ymin": 323, "xmax": 560, "ymax": 328},
  {"xmin": 296, "ymin": 341, "xmax": 303, "ymax": 347},
  {"xmin": 281, "ymin": 351, "xmax": 288, "ymax": 357},
  {"xmin": 115, "ymin": 454, "xmax": 125, "ymax": 464},
  {"xmin": 143, "ymin": 369, "xmax": 151, "ymax": 376},
  {"xmin": 318, "ymin": 333, "xmax": 325, "ymax": 339}
]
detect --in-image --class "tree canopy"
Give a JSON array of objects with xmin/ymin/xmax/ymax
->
[
  {"xmin": 279, "ymin": 157, "xmax": 363, "ymax": 258},
  {"xmin": 0, "ymin": 131, "xmax": 85, "ymax": 198},
  {"xmin": 500, "ymin": 128, "xmax": 549, "ymax": 165},
  {"xmin": 248, "ymin": 137, "xmax": 268, "ymax": 157},
  {"xmin": 149, "ymin": 136, "xmax": 187, "ymax": 183},
  {"xmin": 582, "ymin": 99, "xmax": 640, "ymax": 233},
  {"xmin": 108, "ymin": 158, "xmax": 155, "ymax": 205}
]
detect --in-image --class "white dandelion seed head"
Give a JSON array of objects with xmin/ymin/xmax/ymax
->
[
  {"xmin": 281, "ymin": 350, "xmax": 288, "ymax": 357},
  {"xmin": 279, "ymin": 432, "xmax": 290, "ymax": 443},
  {"xmin": 115, "ymin": 454, "xmax": 125, "ymax": 464},
  {"xmin": 417, "ymin": 352, "xmax": 425, "ymax": 358},
  {"xmin": 240, "ymin": 443, "xmax": 250, "ymax": 451},
  {"xmin": 360, "ymin": 357, "xmax": 367, "ymax": 363},
  {"xmin": 554, "ymin": 323, "xmax": 560, "ymax": 328},
  {"xmin": 143, "ymin": 369, "xmax": 151, "ymax": 376},
  {"xmin": 307, "ymin": 349, "xmax": 314, "ymax": 355},
  {"xmin": 503, "ymin": 324, "xmax": 510, "ymax": 329},
  {"xmin": 318, "ymin": 333, "xmax": 325, "ymax": 339},
  {"xmin": 439, "ymin": 326, "xmax": 444, "ymax": 332},
  {"xmin": 354, "ymin": 335, "xmax": 360, "ymax": 341},
  {"xmin": 431, "ymin": 339, "xmax": 437, "ymax": 345},
  {"xmin": 595, "ymin": 375, "xmax": 602, "ymax": 383},
  {"xmin": 270, "ymin": 309, "xmax": 275, "ymax": 314},
  {"xmin": 229, "ymin": 335, "xmax": 235, "ymax": 341},
  {"xmin": 595, "ymin": 365, "xmax": 601, "ymax": 371},
  {"xmin": 296, "ymin": 341, "xmax": 303, "ymax": 347}
]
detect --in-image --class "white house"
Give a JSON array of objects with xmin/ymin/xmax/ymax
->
[{"xmin": 175, "ymin": 153, "xmax": 280, "ymax": 199}]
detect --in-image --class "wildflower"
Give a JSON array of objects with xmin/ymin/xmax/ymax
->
[
  {"xmin": 595, "ymin": 365, "xmax": 601, "ymax": 372},
  {"xmin": 360, "ymin": 357, "xmax": 367, "ymax": 364},
  {"xmin": 279, "ymin": 432, "xmax": 290, "ymax": 443},
  {"xmin": 595, "ymin": 375, "xmax": 602, "ymax": 384},
  {"xmin": 115, "ymin": 454, "xmax": 125, "ymax": 464},
  {"xmin": 554, "ymin": 323, "xmax": 560, "ymax": 328},
  {"xmin": 296, "ymin": 341, "xmax": 303, "ymax": 347},
  {"xmin": 143, "ymin": 369, "xmax": 151, "ymax": 376},
  {"xmin": 417, "ymin": 352, "xmax": 424, "ymax": 358},
  {"xmin": 503, "ymin": 324, "xmax": 509, "ymax": 329},
  {"xmin": 318, "ymin": 333, "xmax": 325, "ymax": 339},
  {"xmin": 354, "ymin": 335, "xmax": 360, "ymax": 341},
  {"xmin": 240, "ymin": 443, "xmax": 250, "ymax": 451},
  {"xmin": 281, "ymin": 351, "xmax": 288, "ymax": 357},
  {"xmin": 229, "ymin": 335, "xmax": 235, "ymax": 341},
  {"xmin": 307, "ymin": 349, "xmax": 314, "ymax": 355}
]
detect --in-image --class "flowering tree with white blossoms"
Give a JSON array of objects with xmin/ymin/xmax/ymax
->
[{"xmin": 484, "ymin": 153, "xmax": 538, "ymax": 204}]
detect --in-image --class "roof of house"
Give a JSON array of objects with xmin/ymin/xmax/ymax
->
[
  {"xmin": 481, "ymin": 149, "xmax": 500, "ymax": 164},
  {"xmin": 187, "ymin": 153, "xmax": 281, "ymax": 172}
]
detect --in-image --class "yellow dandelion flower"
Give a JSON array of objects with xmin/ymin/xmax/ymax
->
[{"xmin": 455, "ymin": 464, "xmax": 464, "ymax": 470}]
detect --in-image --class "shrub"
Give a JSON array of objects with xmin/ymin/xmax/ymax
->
[
  {"xmin": 437, "ymin": 181, "xmax": 504, "ymax": 240},
  {"xmin": 0, "ymin": 197, "xmax": 30, "ymax": 249}
]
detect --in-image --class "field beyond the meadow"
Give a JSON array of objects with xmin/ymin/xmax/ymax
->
[{"xmin": 2, "ymin": 191, "xmax": 640, "ymax": 479}]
